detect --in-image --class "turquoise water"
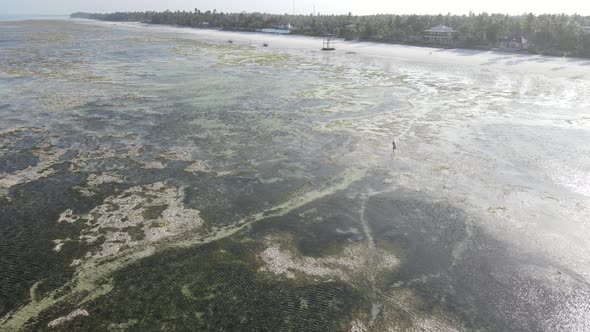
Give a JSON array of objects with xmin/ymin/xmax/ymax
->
[{"xmin": 1, "ymin": 19, "xmax": 590, "ymax": 331}]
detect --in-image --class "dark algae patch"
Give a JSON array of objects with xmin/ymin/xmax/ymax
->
[
  {"xmin": 121, "ymin": 225, "xmax": 145, "ymax": 241},
  {"xmin": 0, "ymin": 172, "xmax": 116, "ymax": 317},
  {"xmin": 252, "ymin": 193, "xmax": 366, "ymax": 257},
  {"xmin": 31, "ymin": 239, "xmax": 367, "ymax": 331},
  {"xmin": 141, "ymin": 204, "xmax": 167, "ymax": 220},
  {"xmin": 0, "ymin": 152, "xmax": 39, "ymax": 173}
]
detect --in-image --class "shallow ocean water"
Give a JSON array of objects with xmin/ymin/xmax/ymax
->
[{"xmin": 1, "ymin": 19, "xmax": 590, "ymax": 331}]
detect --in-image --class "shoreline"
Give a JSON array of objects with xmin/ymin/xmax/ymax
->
[
  {"xmin": 5, "ymin": 16, "xmax": 590, "ymax": 68},
  {"xmin": 65, "ymin": 18, "xmax": 590, "ymax": 79},
  {"xmin": 75, "ymin": 16, "xmax": 590, "ymax": 60}
]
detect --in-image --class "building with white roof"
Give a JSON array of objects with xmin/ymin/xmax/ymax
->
[{"xmin": 423, "ymin": 25, "xmax": 457, "ymax": 45}]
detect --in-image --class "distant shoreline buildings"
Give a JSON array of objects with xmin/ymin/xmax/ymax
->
[
  {"xmin": 423, "ymin": 25, "xmax": 457, "ymax": 46},
  {"xmin": 422, "ymin": 24, "xmax": 529, "ymax": 52},
  {"xmin": 70, "ymin": 11, "xmax": 590, "ymax": 58},
  {"xmin": 258, "ymin": 23, "xmax": 292, "ymax": 34}
]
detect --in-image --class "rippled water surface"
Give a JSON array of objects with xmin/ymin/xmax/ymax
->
[{"xmin": 1, "ymin": 19, "xmax": 590, "ymax": 331}]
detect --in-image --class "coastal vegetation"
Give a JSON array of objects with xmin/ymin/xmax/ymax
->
[{"xmin": 71, "ymin": 10, "xmax": 590, "ymax": 57}]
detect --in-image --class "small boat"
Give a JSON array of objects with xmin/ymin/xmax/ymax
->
[
  {"xmin": 263, "ymin": 42, "xmax": 269, "ymax": 47},
  {"xmin": 228, "ymin": 40, "xmax": 233, "ymax": 44}
]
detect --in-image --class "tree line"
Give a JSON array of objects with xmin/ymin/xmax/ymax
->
[{"xmin": 71, "ymin": 10, "xmax": 590, "ymax": 57}]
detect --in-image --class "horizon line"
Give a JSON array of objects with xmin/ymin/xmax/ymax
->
[{"xmin": 8, "ymin": 10, "xmax": 590, "ymax": 17}]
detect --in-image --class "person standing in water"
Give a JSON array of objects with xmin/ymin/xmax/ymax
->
[{"xmin": 392, "ymin": 140, "xmax": 397, "ymax": 154}]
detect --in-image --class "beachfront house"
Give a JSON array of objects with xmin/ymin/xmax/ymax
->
[
  {"xmin": 260, "ymin": 23, "xmax": 292, "ymax": 34},
  {"xmin": 274, "ymin": 23, "xmax": 292, "ymax": 30},
  {"xmin": 497, "ymin": 36, "xmax": 529, "ymax": 51},
  {"xmin": 423, "ymin": 25, "xmax": 457, "ymax": 45}
]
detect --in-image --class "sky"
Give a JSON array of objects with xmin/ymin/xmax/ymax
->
[{"xmin": 3, "ymin": 0, "xmax": 590, "ymax": 16}]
